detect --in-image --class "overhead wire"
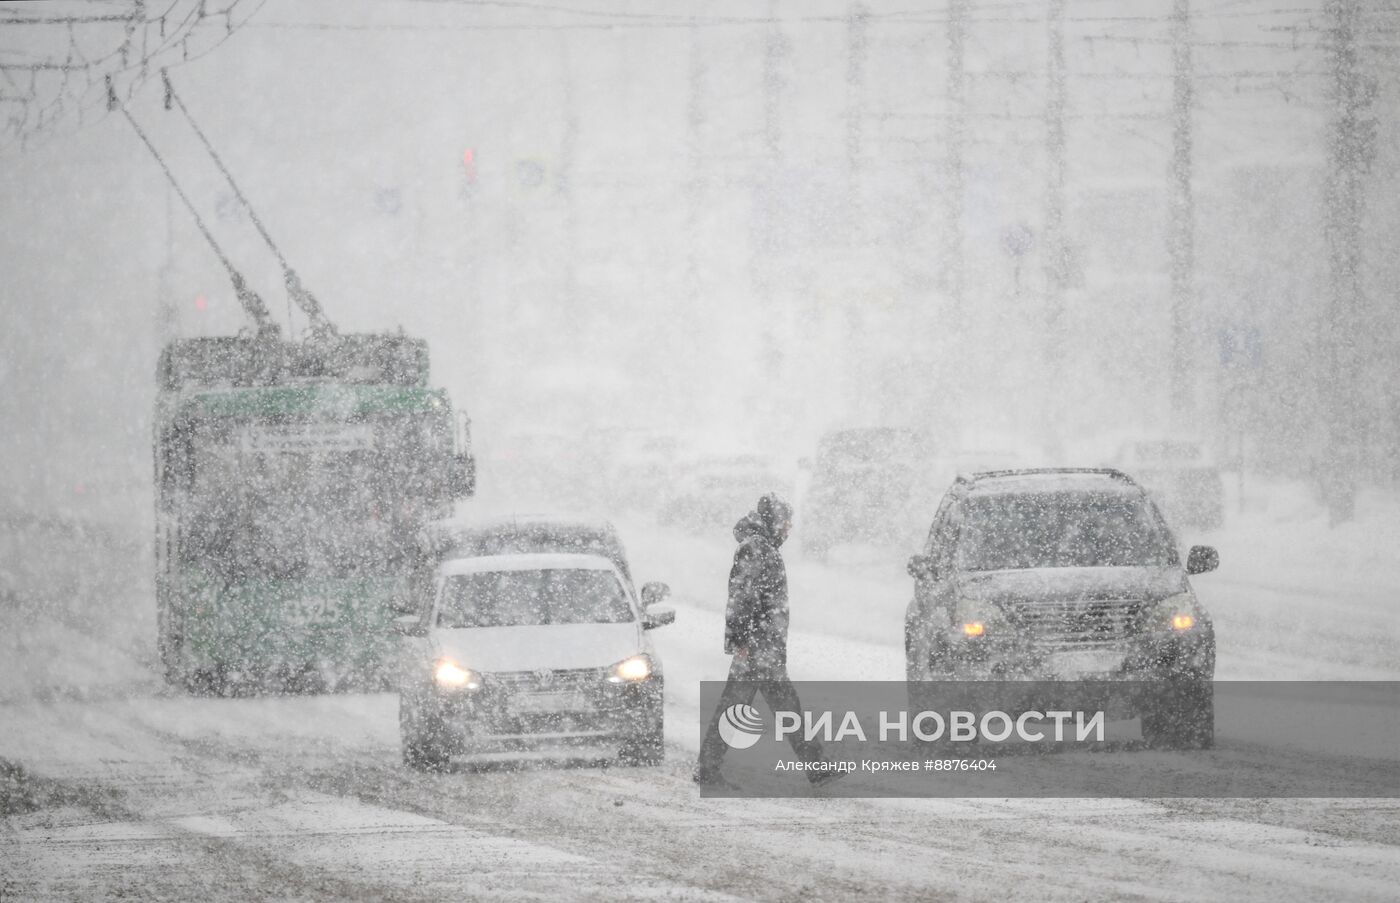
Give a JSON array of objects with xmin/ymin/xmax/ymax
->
[
  {"xmin": 162, "ymin": 68, "xmax": 333, "ymax": 337},
  {"xmin": 0, "ymin": 0, "xmax": 262, "ymax": 146},
  {"xmin": 115, "ymin": 98, "xmax": 279, "ymax": 338}
]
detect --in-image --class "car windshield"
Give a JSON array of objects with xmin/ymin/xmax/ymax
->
[
  {"xmin": 437, "ymin": 568, "xmax": 633, "ymax": 627},
  {"xmin": 957, "ymin": 492, "xmax": 1174, "ymax": 570}
]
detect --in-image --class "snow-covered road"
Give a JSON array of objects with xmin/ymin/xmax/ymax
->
[{"xmin": 3, "ymin": 495, "xmax": 1399, "ymax": 900}]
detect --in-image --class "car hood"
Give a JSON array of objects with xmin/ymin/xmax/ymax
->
[
  {"xmin": 957, "ymin": 566, "xmax": 1186, "ymax": 605},
  {"xmin": 430, "ymin": 622, "xmax": 643, "ymax": 673}
]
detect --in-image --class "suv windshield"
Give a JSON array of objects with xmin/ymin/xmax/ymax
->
[
  {"xmin": 957, "ymin": 492, "xmax": 1174, "ymax": 570},
  {"xmin": 437, "ymin": 568, "xmax": 633, "ymax": 627}
]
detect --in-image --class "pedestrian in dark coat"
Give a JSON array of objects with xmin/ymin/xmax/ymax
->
[
  {"xmin": 724, "ymin": 495, "xmax": 792, "ymax": 667},
  {"xmin": 696, "ymin": 493, "xmax": 839, "ymax": 787}
]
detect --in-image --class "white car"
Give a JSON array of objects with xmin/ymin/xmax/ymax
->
[{"xmin": 396, "ymin": 552, "xmax": 674, "ymax": 770}]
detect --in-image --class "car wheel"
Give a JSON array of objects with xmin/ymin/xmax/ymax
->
[
  {"xmin": 906, "ymin": 629, "xmax": 946, "ymax": 711},
  {"xmin": 1142, "ymin": 679, "xmax": 1214, "ymax": 750},
  {"xmin": 904, "ymin": 629, "xmax": 920, "ymax": 684},
  {"xmin": 400, "ymin": 695, "xmax": 450, "ymax": 771},
  {"xmin": 926, "ymin": 633, "xmax": 955, "ymax": 679},
  {"xmin": 619, "ymin": 717, "xmax": 665, "ymax": 766},
  {"xmin": 157, "ymin": 604, "xmax": 185, "ymax": 688},
  {"xmin": 184, "ymin": 663, "xmax": 232, "ymax": 697},
  {"xmin": 161, "ymin": 643, "xmax": 189, "ymax": 691},
  {"xmin": 157, "ymin": 589, "xmax": 201, "ymax": 693}
]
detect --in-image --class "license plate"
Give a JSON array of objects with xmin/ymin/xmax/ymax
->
[
  {"xmin": 1051, "ymin": 650, "xmax": 1124, "ymax": 677},
  {"xmin": 510, "ymin": 691, "xmax": 591, "ymax": 714},
  {"xmin": 286, "ymin": 597, "xmax": 335, "ymax": 625}
]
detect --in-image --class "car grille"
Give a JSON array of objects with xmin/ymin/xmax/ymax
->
[
  {"xmin": 485, "ymin": 666, "xmax": 610, "ymax": 694},
  {"xmin": 1005, "ymin": 599, "xmax": 1143, "ymax": 650},
  {"xmin": 477, "ymin": 667, "xmax": 621, "ymax": 724}
]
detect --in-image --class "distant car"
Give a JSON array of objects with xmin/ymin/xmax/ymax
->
[
  {"xmin": 938, "ymin": 446, "xmax": 1027, "ymax": 479},
  {"xmin": 657, "ymin": 455, "xmax": 789, "ymax": 533},
  {"xmin": 800, "ymin": 428, "xmax": 936, "ymax": 560},
  {"xmin": 396, "ymin": 521, "xmax": 674, "ymax": 770},
  {"xmin": 1113, "ymin": 439, "xmax": 1224, "ymax": 530},
  {"xmin": 494, "ymin": 431, "xmax": 589, "ymax": 505},
  {"xmin": 904, "ymin": 468, "xmax": 1218, "ymax": 749},
  {"xmin": 604, "ymin": 432, "xmax": 681, "ymax": 511},
  {"xmin": 417, "ymin": 515, "xmax": 637, "ymax": 585}
]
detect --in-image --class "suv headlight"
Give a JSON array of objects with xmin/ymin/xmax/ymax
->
[
  {"xmin": 953, "ymin": 600, "xmax": 1004, "ymax": 639},
  {"xmin": 608, "ymin": 654, "xmax": 654, "ymax": 683},
  {"xmin": 1155, "ymin": 593, "xmax": 1199, "ymax": 632},
  {"xmin": 434, "ymin": 658, "xmax": 480, "ymax": 690}
]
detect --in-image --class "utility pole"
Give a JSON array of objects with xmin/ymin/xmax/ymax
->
[
  {"xmin": 943, "ymin": 0, "xmax": 968, "ymax": 420},
  {"xmin": 1322, "ymin": 0, "xmax": 1375, "ymax": 524},
  {"xmin": 1167, "ymin": 0, "xmax": 1195, "ymax": 425},
  {"xmin": 753, "ymin": 2, "xmax": 787, "ymax": 389},
  {"xmin": 680, "ymin": 20, "xmax": 707, "ymax": 426},
  {"xmin": 843, "ymin": 2, "xmax": 870, "ymax": 412},
  {"xmin": 557, "ymin": 34, "xmax": 581, "ymax": 365},
  {"xmin": 845, "ymin": 2, "xmax": 869, "ymax": 234},
  {"xmin": 1044, "ymin": 0, "xmax": 1068, "ymax": 436},
  {"xmin": 157, "ymin": 183, "xmax": 177, "ymax": 345},
  {"xmin": 946, "ymin": 0, "xmax": 967, "ymax": 325},
  {"xmin": 684, "ymin": 21, "xmax": 706, "ymax": 311},
  {"xmin": 760, "ymin": 7, "xmax": 785, "ymax": 164}
]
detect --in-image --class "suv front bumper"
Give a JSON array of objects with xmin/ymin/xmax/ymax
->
[{"xmin": 927, "ymin": 626, "xmax": 1215, "ymax": 682}]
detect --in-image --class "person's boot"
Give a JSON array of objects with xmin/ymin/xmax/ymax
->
[
  {"xmin": 808, "ymin": 764, "xmax": 848, "ymax": 790},
  {"xmin": 693, "ymin": 765, "xmax": 741, "ymax": 791}
]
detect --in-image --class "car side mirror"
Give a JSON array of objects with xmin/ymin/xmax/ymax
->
[
  {"xmin": 1186, "ymin": 545, "xmax": 1219, "ymax": 575},
  {"xmin": 907, "ymin": 554, "xmax": 937, "ymax": 580},
  {"xmin": 392, "ymin": 613, "xmax": 427, "ymax": 637},
  {"xmin": 640, "ymin": 581, "xmax": 671, "ymax": 607},
  {"xmin": 643, "ymin": 605, "xmax": 675, "ymax": 630},
  {"xmin": 389, "ymin": 586, "xmax": 420, "ymax": 617}
]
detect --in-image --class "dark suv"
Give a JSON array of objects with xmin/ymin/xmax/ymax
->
[{"xmin": 904, "ymin": 469, "xmax": 1219, "ymax": 747}]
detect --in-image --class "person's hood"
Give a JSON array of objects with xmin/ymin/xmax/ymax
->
[{"xmin": 734, "ymin": 510, "xmax": 784, "ymax": 547}]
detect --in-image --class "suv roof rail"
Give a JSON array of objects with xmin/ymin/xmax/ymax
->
[{"xmin": 959, "ymin": 467, "xmax": 1138, "ymax": 484}]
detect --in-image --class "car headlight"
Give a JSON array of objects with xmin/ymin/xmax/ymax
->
[
  {"xmin": 1156, "ymin": 592, "xmax": 1198, "ymax": 632},
  {"xmin": 434, "ymin": 658, "xmax": 480, "ymax": 690},
  {"xmin": 954, "ymin": 600, "xmax": 1003, "ymax": 638},
  {"xmin": 608, "ymin": 654, "xmax": 653, "ymax": 683}
]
